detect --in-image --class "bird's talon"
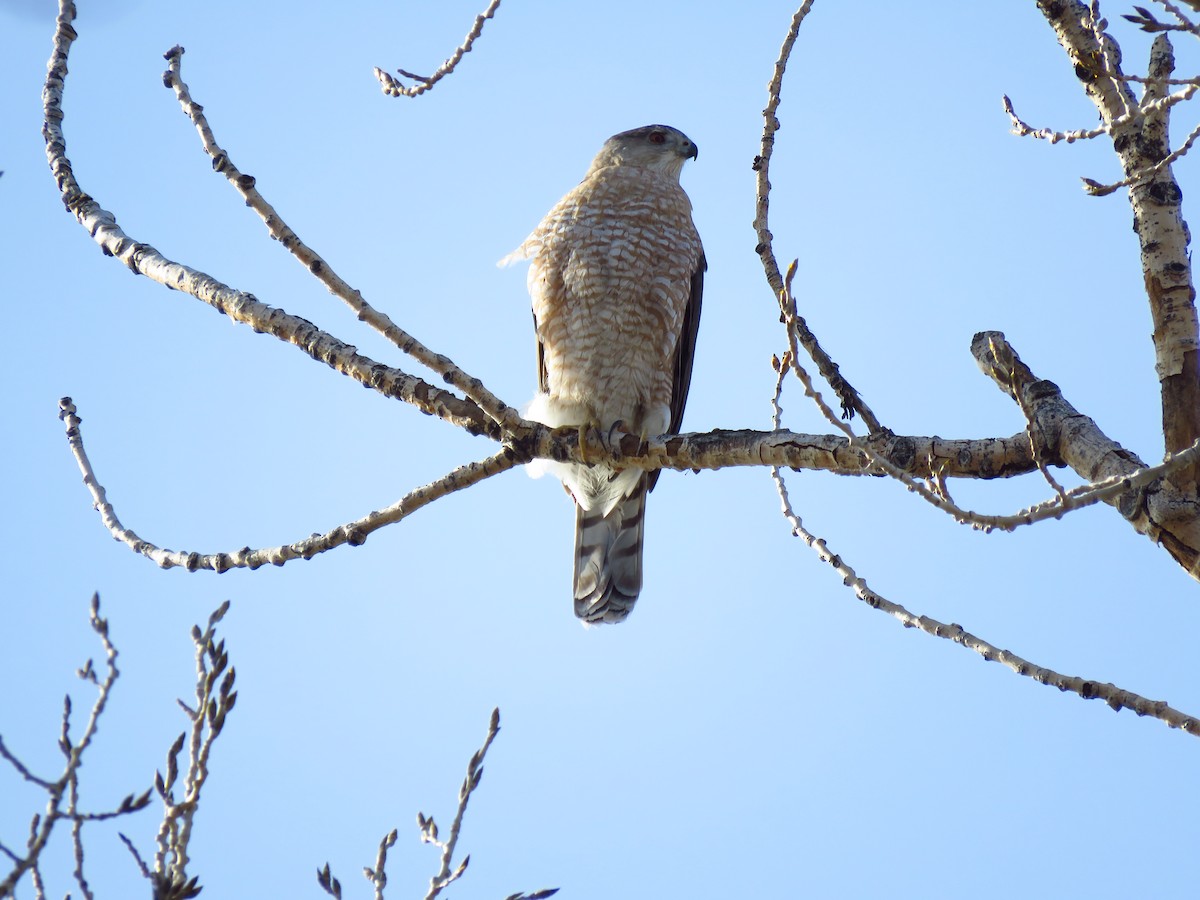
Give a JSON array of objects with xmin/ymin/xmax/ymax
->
[{"xmin": 606, "ymin": 420, "xmax": 628, "ymax": 458}]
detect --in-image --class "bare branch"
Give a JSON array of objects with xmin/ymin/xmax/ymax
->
[
  {"xmin": 1034, "ymin": 2, "xmax": 1200, "ymax": 463},
  {"xmin": 0, "ymin": 737, "xmax": 54, "ymax": 790},
  {"xmin": 973, "ymin": 331, "xmax": 1200, "ymax": 574},
  {"xmin": 319, "ymin": 709, "xmax": 548, "ymax": 899},
  {"xmin": 753, "ymin": 3, "xmax": 814, "ymax": 301},
  {"xmin": 64, "ymin": 383, "xmax": 1108, "ymax": 577},
  {"xmin": 769, "ymin": 374, "xmax": 1200, "ymax": 737},
  {"xmin": 362, "ymin": 828, "xmax": 397, "ymax": 899},
  {"xmin": 752, "ymin": 3, "xmax": 880, "ymax": 429},
  {"xmin": 0, "ymin": 594, "xmax": 148, "ymax": 899},
  {"xmin": 772, "ymin": 276, "xmax": 1183, "ymax": 534},
  {"xmin": 64, "ymin": 360, "xmax": 1150, "ymax": 573},
  {"xmin": 40, "ymin": 6, "xmax": 497, "ymax": 439},
  {"xmin": 141, "ymin": 601, "xmax": 235, "ymax": 896},
  {"xmin": 161, "ymin": 46, "xmax": 521, "ymax": 433},
  {"xmin": 119, "ymin": 832, "xmax": 152, "ymax": 880},
  {"xmin": 1002, "ymin": 81, "xmax": 1197, "ymax": 154},
  {"xmin": 374, "ymin": 0, "xmax": 502, "ymax": 98},
  {"xmin": 1002, "ymin": 93, "xmax": 1111, "ymax": 143},
  {"xmin": 57, "ymin": 397, "xmax": 519, "ymax": 572},
  {"xmin": 1124, "ymin": 1, "xmax": 1200, "ymax": 36},
  {"xmin": 424, "ymin": 707, "xmax": 499, "ymax": 900},
  {"xmin": 69, "ymin": 803, "xmax": 92, "ymax": 900},
  {"xmin": 1082, "ymin": 117, "xmax": 1200, "ymax": 195}
]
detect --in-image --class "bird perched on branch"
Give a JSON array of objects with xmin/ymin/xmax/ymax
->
[{"xmin": 503, "ymin": 125, "xmax": 705, "ymax": 624}]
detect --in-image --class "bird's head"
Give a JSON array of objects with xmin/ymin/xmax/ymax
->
[{"xmin": 587, "ymin": 125, "xmax": 698, "ymax": 179}]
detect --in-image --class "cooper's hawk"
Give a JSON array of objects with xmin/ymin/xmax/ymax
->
[{"xmin": 504, "ymin": 125, "xmax": 705, "ymax": 624}]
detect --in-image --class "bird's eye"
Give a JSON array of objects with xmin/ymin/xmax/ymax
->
[{"xmin": 648, "ymin": 131, "xmax": 666, "ymax": 144}]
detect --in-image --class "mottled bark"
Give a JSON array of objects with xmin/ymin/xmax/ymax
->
[
  {"xmin": 1036, "ymin": 2, "xmax": 1200, "ymax": 473},
  {"xmin": 974, "ymin": 331, "xmax": 1200, "ymax": 574}
]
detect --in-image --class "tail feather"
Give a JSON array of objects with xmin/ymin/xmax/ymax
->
[{"xmin": 573, "ymin": 476, "xmax": 647, "ymax": 624}]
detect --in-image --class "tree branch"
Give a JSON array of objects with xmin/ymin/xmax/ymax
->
[
  {"xmin": 769, "ymin": 362, "xmax": 1200, "ymax": 738},
  {"xmin": 422, "ymin": 707, "xmax": 499, "ymax": 900},
  {"xmin": 752, "ymin": 1, "xmax": 882, "ymax": 430},
  {"xmin": 40, "ymin": 2, "xmax": 497, "ymax": 439},
  {"xmin": 161, "ymin": 45, "xmax": 521, "ymax": 433},
  {"xmin": 973, "ymin": 330, "xmax": 1200, "ymax": 572},
  {"xmin": 767, "ymin": 268, "xmax": 1190, "ymax": 533},
  {"xmin": 318, "ymin": 708, "xmax": 555, "ymax": 900},
  {"xmin": 1034, "ymin": 1, "xmax": 1200, "ymax": 466},
  {"xmin": 0, "ymin": 595, "xmax": 150, "ymax": 899},
  {"xmin": 57, "ymin": 397, "xmax": 519, "ymax": 572},
  {"xmin": 374, "ymin": 0, "xmax": 503, "ymax": 98}
]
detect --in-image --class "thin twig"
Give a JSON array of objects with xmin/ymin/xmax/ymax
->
[
  {"xmin": 753, "ymin": 3, "xmax": 815, "ymax": 298},
  {"xmin": 152, "ymin": 602, "xmax": 234, "ymax": 895},
  {"xmin": 374, "ymin": 0, "xmax": 502, "ymax": 98},
  {"xmin": 0, "ymin": 594, "xmax": 148, "ymax": 899},
  {"xmin": 752, "ymin": 2, "xmax": 881, "ymax": 429},
  {"xmin": 1084, "ymin": 115, "xmax": 1200, "ymax": 195},
  {"xmin": 0, "ymin": 737, "xmax": 54, "ymax": 790},
  {"xmin": 322, "ymin": 709, "xmax": 551, "ymax": 900},
  {"xmin": 119, "ymin": 833, "xmax": 152, "ymax": 880},
  {"xmin": 1125, "ymin": 0, "xmax": 1200, "ymax": 37},
  {"xmin": 363, "ymin": 829, "xmax": 398, "ymax": 900},
  {"xmin": 1002, "ymin": 82, "xmax": 1197, "ymax": 145},
  {"xmin": 424, "ymin": 708, "xmax": 500, "ymax": 900},
  {"xmin": 1087, "ymin": 1, "xmax": 1135, "ymax": 120},
  {"xmin": 70, "ymin": 794, "xmax": 93, "ymax": 900}
]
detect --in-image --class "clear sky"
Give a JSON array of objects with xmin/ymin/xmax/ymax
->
[{"xmin": 3, "ymin": 1, "xmax": 1200, "ymax": 897}]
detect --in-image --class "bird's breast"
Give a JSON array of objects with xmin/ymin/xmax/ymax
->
[{"xmin": 528, "ymin": 169, "xmax": 702, "ymax": 430}]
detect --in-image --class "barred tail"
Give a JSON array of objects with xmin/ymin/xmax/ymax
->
[{"xmin": 573, "ymin": 477, "xmax": 647, "ymax": 624}]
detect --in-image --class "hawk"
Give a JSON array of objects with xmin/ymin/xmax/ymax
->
[{"xmin": 504, "ymin": 125, "xmax": 705, "ymax": 624}]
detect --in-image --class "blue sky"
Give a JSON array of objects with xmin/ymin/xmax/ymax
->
[{"xmin": 4, "ymin": 1, "xmax": 1200, "ymax": 897}]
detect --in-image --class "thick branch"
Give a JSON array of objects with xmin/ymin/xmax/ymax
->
[
  {"xmin": 61, "ymin": 387, "xmax": 1067, "ymax": 572},
  {"xmin": 1036, "ymin": 2, "xmax": 1200, "ymax": 467},
  {"xmin": 974, "ymin": 330, "xmax": 1200, "ymax": 574},
  {"xmin": 1141, "ymin": 34, "xmax": 1200, "ymax": 471},
  {"xmin": 522, "ymin": 425, "xmax": 1038, "ymax": 481}
]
